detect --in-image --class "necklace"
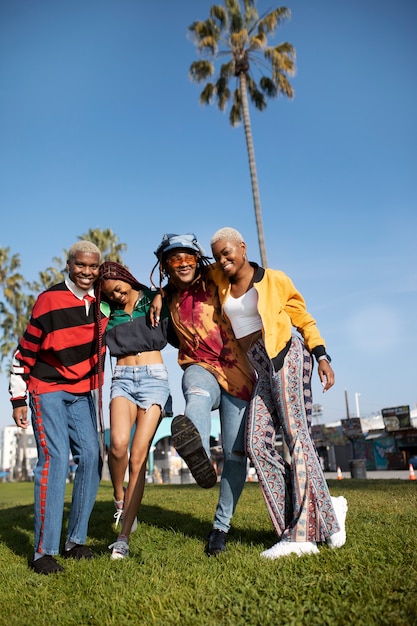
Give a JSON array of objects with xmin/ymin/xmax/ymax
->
[{"xmin": 125, "ymin": 290, "xmax": 142, "ymax": 315}]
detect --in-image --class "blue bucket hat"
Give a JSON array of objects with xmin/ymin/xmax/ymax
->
[{"xmin": 154, "ymin": 233, "xmax": 206, "ymax": 260}]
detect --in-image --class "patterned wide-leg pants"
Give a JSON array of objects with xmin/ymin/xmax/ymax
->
[{"xmin": 246, "ymin": 335, "xmax": 340, "ymax": 542}]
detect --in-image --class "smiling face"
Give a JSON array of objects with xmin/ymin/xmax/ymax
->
[
  {"xmin": 165, "ymin": 249, "xmax": 198, "ymax": 289},
  {"xmin": 66, "ymin": 251, "xmax": 100, "ymax": 292},
  {"xmin": 100, "ymin": 278, "xmax": 133, "ymax": 306},
  {"xmin": 211, "ymin": 238, "xmax": 247, "ymax": 281}
]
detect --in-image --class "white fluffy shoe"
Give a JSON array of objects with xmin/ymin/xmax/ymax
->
[
  {"xmin": 327, "ymin": 496, "xmax": 348, "ymax": 548},
  {"xmin": 261, "ymin": 540, "xmax": 319, "ymax": 560}
]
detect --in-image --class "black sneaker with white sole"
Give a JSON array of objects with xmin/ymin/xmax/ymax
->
[{"xmin": 171, "ymin": 415, "xmax": 217, "ymax": 489}]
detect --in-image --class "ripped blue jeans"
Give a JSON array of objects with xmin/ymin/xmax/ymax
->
[{"xmin": 182, "ymin": 364, "xmax": 248, "ymax": 532}]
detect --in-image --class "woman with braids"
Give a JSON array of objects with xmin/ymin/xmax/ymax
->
[
  {"xmin": 210, "ymin": 227, "xmax": 348, "ymax": 559},
  {"xmin": 9, "ymin": 241, "xmax": 107, "ymax": 575},
  {"xmin": 97, "ymin": 261, "xmax": 171, "ymax": 560},
  {"xmin": 150, "ymin": 233, "xmax": 253, "ymax": 557}
]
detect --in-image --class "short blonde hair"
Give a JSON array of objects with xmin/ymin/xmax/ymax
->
[
  {"xmin": 68, "ymin": 240, "xmax": 102, "ymax": 262},
  {"xmin": 210, "ymin": 227, "xmax": 244, "ymax": 246}
]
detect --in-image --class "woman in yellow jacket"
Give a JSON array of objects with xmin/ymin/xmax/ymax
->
[{"xmin": 210, "ymin": 227, "xmax": 347, "ymax": 560}]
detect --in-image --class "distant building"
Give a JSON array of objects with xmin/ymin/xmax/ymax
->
[
  {"xmin": 312, "ymin": 408, "xmax": 417, "ymax": 472},
  {"xmin": 0, "ymin": 424, "xmax": 37, "ymax": 480},
  {"xmin": 2, "ymin": 408, "xmax": 417, "ymax": 480}
]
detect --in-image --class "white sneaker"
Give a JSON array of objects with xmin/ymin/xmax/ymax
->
[
  {"xmin": 327, "ymin": 496, "xmax": 348, "ymax": 548},
  {"xmin": 261, "ymin": 540, "xmax": 319, "ymax": 559},
  {"xmin": 113, "ymin": 506, "xmax": 123, "ymax": 528},
  {"xmin": 109, "ymin": 539, "xmax": 129, "ymax": 560},
  {"xmin": 113, "ymin": 504, "xmax": 138, "ymax": 533}
]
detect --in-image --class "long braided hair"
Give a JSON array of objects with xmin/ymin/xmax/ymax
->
[
  {"xmin": 98, "ymin": 261, "xmax": 144, "ymax": 293},
  {"xmin": 95, "ymin": 260, "xmax": 146, "ymax": 345},
  {"xmin": 95, "ymin": 260, "xmax": 145, "ymax": 355},
  {"xmin": 94, "ymin": 261, "xmax": 145, "ymax": 454}
]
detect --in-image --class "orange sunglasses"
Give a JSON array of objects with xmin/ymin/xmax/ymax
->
[{"xmin": 166, "ymin": 254, "xmax": 197, "ymax": 268}]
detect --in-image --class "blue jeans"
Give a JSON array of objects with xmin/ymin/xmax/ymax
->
[
  {"xmin": 110, "ymin": 364, "xmax": 170, "ymax": 409},
  {"xmin": 182, "ymin": 365, "xmax": 248, "ymax": 532},
  {"xmin": 30, "ymin": 390, "xmax": 101, "ymax": 555}
]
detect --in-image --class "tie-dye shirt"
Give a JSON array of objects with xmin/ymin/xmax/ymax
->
[{"xmin": 167, "ymin": 278, "xmax": 253, "ymax": 402}]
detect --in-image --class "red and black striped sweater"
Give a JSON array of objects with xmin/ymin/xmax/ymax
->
[{"xmin": 9, "ymin": 280, "xmax": 108, "ymax": 409}]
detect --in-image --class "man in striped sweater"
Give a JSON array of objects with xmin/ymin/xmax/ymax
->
[{"xmin": 9, "ymin": 240, "xmax": 108, "ymax": 575}]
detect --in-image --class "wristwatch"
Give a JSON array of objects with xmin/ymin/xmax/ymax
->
[{"xmin": 317, "ymin": 354, "xmax": 331, "ymax": 363}]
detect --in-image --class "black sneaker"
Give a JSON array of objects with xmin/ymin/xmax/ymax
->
[
  {"xmin": 171, "ymin": 415, "xmax": 217, "ymax": 489},
  {"xmin": 206, "ymin": 528, "xmax": 227, "ymax": 556},
  {"xmin": 31, "ymin": 555, "xmax": 64, "ymax": 575},
  {"xmin": 61, "ymin": 544, "xmax": 94, "ymax": 560}
]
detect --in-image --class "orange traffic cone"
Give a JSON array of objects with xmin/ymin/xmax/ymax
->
[
  {"xmin": 409, "ymin": 463, "xmax": 416, "ymax": 481},
  {"xmin": 337, "ymin": 466, "xmax": 343, "ymax": 480}
]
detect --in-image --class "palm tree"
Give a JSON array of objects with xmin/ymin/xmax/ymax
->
[
  {"xmin": 0, "ymin": 229, "xmax": 127, "ymax": 371},
  {"xmin": 189, "ymin": 0, "xmax": 295, "ymax": 266},
  {"xmin": 0, "ymin": 248, "xmax": 35, "ymax": 366},
  {"xmin": 80, "ymin": 227, "xmax": 127, "ymax": 263}
]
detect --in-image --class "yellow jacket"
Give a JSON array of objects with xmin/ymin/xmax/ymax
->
[{"xmin": 211, "ymin": 263, "xmax": 328, "ymax": 369}]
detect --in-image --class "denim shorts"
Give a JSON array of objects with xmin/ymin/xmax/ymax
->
[{"xmin": 110, "ymin": 364, "xmax": 170, "ymax": 410}]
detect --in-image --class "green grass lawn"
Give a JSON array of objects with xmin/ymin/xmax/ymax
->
[{"xmin": 0, "ymin": 479, "xmax": 416, "ymax": 625}]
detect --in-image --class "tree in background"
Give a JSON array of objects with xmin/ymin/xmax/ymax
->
[
  {"xmin": 81, "ymin": 228, "xmax": 127, "ymax": 264},
  {"xmin": 0, "ymin": 248, "xmax": 36, "ymax": 368},
  {"xmin": 188, "ymin": 0, "xmax": 295, "ymax": 266},
  {"xmin": 0, "ymin": 228, "xmax": 126, "ymax": 371}
]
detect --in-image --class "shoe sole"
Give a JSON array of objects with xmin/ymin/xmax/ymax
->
[
  {"xmin": 327, "ymin": 496, "xmax": 348, "ymax": 548},
  {"xmin": 171, "ymin": 415, "xmax": 217, "ymax": 489},
  {"xmin": 206, "ymin": 531, "xmax": 227, "ymax": 556},
  {"xmin": 31, "ymin": 556, "xmax": 64, "ymax": 574},
  {"xmin": 32, "ymin": 565, "xmax": 64, "ymax": 574},
  {"xmin": 260, "ymin": 543, "xmax": 319, "ymax": 559},
  {"xmin": 206, "ymin": 548, "xmax": 225, "ymax": 556},
  {"xmin": 111, "ymin": 552, "xmax": 128, "ymax": 560}
]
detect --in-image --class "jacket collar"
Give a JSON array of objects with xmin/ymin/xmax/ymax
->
[{"xmin": 251, "ymin": 262, "xmax": 265, "ymax": 283}]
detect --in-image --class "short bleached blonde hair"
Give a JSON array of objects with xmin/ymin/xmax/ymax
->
[
  {"xmin": 67, "ymin": 240, "xmax": 102, "ymax": 262},
  {"xmin": 210, "ymin": 227, "xmax": 245, "ymax": 246}
]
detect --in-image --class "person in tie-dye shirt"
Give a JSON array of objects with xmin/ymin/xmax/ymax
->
[{"xmin": 151, "ymin": 233, "xmax": 253, "ymax": 557}]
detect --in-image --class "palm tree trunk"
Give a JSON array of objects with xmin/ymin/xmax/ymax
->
[
  {"xmin": 240, "ymin": 74, "xmax": 292, "ymax": 463},
  {"xmin": 239, "ymin": 73, "xmax": 268, "ymax": 268}
]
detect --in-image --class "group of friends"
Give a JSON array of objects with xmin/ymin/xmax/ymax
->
[{"xmin": 9, "ymin": 228, "xmax": 348, "ymax": 575}]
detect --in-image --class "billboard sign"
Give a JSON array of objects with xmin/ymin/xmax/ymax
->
[
  {"xmin": 382, "ymin": 405, "xmax": 411, "ymax": 431},
  {"xmin": 341, "ymin": 417, "xmax": 363, "ymax": 439},
  {"xmin": 312, "ymin": 424, "xmax": 346, "ymax": 445}
]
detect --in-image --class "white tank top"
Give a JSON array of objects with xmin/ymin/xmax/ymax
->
[{"xmin": 223, "ymin": 287, "xmax": 263, "ymax": 339}]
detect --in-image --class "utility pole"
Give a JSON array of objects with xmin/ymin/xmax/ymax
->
[
  {"xmin": 312, "ymin": 404, "xmax": 323, "ymax": 426},
  {"xmin": 355, "ymin": 392, "xmax": 361, "ymax": 418},
  {"xmin": 345, "ymin": 389, "xmax": 350, "ymax": 419}
]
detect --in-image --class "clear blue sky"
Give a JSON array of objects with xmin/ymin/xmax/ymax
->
[{"xmin": 1, "ymin": 0, "xmax": 416, "ymax": 431}]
